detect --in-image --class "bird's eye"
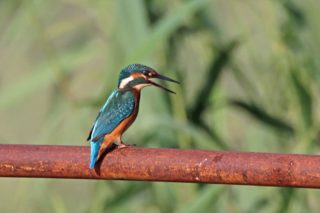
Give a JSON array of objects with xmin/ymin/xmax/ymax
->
[{"xmin": 142, "ymin": 70, "xmax": 149, "ymax": 75}]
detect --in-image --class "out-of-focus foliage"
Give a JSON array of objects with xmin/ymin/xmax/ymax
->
[{"xmin": 1, "ymin": 0, "xmax": 320, "ymax": 212}]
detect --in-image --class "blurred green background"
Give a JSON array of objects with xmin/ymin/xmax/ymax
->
[{"xmin": 1, "ymin": 0, "xmax": 320, "ymax": 212}]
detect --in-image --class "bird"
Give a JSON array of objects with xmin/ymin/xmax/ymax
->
[{"xmin": 87, "ymin": 64, "xmax": 180, "ymax": 169}]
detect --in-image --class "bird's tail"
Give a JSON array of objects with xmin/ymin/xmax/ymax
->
[{"xmin": 90, "ymin": 141, "xmax": 101, "ymax": 169}]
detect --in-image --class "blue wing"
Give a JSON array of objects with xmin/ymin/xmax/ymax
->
[
  {"xmin": 87, "ymin": 90, "xmax": 117, "ymax": 141},
  {"xmin": 88, "ymin": 89, "xmax": 135, "ymax": 169},
  {"xmin": 87, "ymin": 89, "xmax": 135, "ymax": 142}
]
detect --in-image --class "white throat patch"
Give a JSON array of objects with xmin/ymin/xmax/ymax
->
[
  {"xmin": 119, "ymin": 76, "xmax": 134, "ymax": 89},
  {"xmin": 133, "ymin": 83, "xmax": 150, "ymax": 90}
]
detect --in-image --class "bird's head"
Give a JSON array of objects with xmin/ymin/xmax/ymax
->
[{"xmin": 118, "ymin": 64, "xmax": 179, "ymax": 93}]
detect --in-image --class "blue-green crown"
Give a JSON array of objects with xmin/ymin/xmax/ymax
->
[{"xmin": 118, "ymin": 64, "xmax": 152, "ymax": 87}]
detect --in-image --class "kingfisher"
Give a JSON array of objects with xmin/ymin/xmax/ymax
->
[{"xmin": 87, "ymin": 64, "xmax": 179, "ymax": 168}]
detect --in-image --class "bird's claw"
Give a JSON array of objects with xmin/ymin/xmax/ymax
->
[{"xmin": 117, "ymin": 143, "xmax": 136, "ymax": 149}]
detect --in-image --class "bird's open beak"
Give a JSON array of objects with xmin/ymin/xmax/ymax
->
[{"xmin": 147, "ymin": 74, "xmax": 180, "ymax": 94}]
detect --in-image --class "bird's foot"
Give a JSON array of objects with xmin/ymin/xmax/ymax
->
[{"xmin": 117, "ymin": 142, "xmax": 136, "ymax": 149}]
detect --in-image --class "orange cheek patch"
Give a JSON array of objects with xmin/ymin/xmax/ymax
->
[{"xmin": 131, "ymin": 72, "xmax": 145, "ymax": 79}]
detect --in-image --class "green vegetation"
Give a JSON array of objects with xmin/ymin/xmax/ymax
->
[{"xmin": 1, "ymin": 0, "xmax": 320, "ymax": 212}]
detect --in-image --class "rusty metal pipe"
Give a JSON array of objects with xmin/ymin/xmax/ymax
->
[{"xmin": 0, "ymin": 144, "xmax": 319, "ymax": 188}]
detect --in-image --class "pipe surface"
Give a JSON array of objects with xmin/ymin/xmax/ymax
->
[{"xmin": 0, "ymin": 144, "xmax": 319, "ymax": 188}]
